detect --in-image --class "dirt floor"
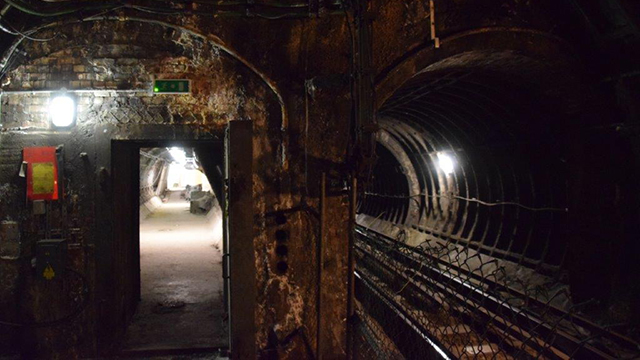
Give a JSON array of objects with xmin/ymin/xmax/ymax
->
[{"xmin": 122, "ymin": 191, "xmax": 227, "ymax": 353}]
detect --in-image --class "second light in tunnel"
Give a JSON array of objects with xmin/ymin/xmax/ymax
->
[{"xmin": 437, "ymin": 152, "xmax": 455, "ymax": 175}]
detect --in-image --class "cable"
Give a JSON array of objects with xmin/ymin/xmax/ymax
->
[
  {"xmin": 152, "ymin": 0, "xmax": 311, "ymax": 8},
  {"xmin": 450, "ymin": 195, "xmax": 569, "ymax": 212},
  {"xmin": 363, "ymin": 192, "xmax": 569, "ymax": 212},
  {"xmin": 0, "ymin": 5, "xmax": 122, "ymax": 79},
  {"xmin": 2, "ymin": 0, "xmax": 341, "ymax": 18},
  {"xmin": 0, "ymin": 18, "xmax": 56, "ymax": 41},
  {"xmin": 3, "ymin": 0, "xmax": 117, "ymax": 17},
  {"xmin": 0, "ymin": 267, "xmax": 90, "ymax": 328},
  {"xmin": 125, "ymin": 4, "xmax": 184, "ymax": 15},
  {"xmin": 0, "ymin": 0, "xmax": 341, "ymax": 79},
  {"xmin": 0, "ymin": 22, "xmax": 19, "ymax": 35}
]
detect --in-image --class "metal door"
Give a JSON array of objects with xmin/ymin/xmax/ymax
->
[{"xmin": 224, "ymin": 120, "xmax": 257, "ymax": 358}]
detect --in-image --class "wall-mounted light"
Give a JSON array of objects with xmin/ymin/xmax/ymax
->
[
  {"xmin": 437, "ymin": 152, "xmax": 455, "ymax": 175},
  {"xmin": 49, "ymin": 93, "xmax": 76, "ymax": 128}
]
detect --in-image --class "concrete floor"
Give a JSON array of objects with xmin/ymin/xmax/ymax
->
[{"xmin": 122, "ymin": 191, "xmax": 227, "ymax": 352}]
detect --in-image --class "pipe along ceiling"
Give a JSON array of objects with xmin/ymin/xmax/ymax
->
[{"xmin": 359, "ymin": 69, "xmax": 570, "ymax": 272}]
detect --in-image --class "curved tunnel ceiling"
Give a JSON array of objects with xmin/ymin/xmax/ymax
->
[
  {"xmin": 139, "ymin": 145, "xmax": 225, "ymax": 205},
  {"xmin": 360, "ymin": 69, "xmax": 571, "ymax": 271}
]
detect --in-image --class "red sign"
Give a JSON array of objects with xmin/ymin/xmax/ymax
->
[{"xmin": 23, "ymin": 147, "xmax": 59, "ymax": 201}]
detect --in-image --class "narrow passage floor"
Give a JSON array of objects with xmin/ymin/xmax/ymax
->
[{"xmin": 123, "ymin": 191, "xmax": 226, "ymax": 352}]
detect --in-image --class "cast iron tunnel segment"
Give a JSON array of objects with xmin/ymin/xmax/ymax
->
[
  {"xmin": 352, "ymin": 69, "xmax": 639, "ymax": 359},
  {"xmin": 359, "ymin": 70, "xmax": 570, "ymax": 270}
]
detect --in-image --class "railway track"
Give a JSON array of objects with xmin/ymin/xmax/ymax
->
[{"xmin": 353, "ymin": 226, "xmax": 640, "ymax": 360}]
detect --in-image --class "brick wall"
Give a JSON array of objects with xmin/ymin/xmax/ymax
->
[{"xmin": 0, "ymin": 20, "xmax": 280, "ymax": 357}]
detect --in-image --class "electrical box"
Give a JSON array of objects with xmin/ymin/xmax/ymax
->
[
  {"xmin": 23, "ymin": 147, "xmax": 60, "ymax": 201},
  {"xmin": 0, "ymin": 221, "xmax": 20, "ymax": 259},
  {"xmin": 36, "ymin": 239, "xmax": 66, "ymax": 280}
]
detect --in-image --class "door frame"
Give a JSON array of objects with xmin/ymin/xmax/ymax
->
[
  {"xmin": 225, "ymin": 120, "xmax": 256, "ymax": 359},
  {"xmin": 107, "ymin": 121, "xmax": 256, "ymax": 358},
  {"xmin": 110, "ymin": 138, "xmax": 229, "ymax": 351}
]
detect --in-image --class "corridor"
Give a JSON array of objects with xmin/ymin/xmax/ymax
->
[{"xmin": 122, "ymin": 191, "xmax": 226, "ymax": 353}]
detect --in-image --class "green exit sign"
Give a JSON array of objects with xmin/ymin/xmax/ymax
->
[{"xmin": 153, "ymin": 79, "xmax": 190, "ymax": 94}]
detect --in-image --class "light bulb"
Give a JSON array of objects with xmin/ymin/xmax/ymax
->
[
  {"xmin": 49, "ymin": 95, "xmax": 76, "ymax": 127},
  {"xmin": 169, "ymin": 147, "xmax": 186, "ymax": 164},
  {"xmin": 437, "ymin": 152, "xmax": 455, "ymax": 175}
]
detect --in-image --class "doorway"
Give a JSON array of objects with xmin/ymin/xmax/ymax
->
[
  {"xmin": 111, "ymin": 140, "xmax": 229, "ymax": 355},
  {"xmin": 125, "ymin": 146, "xmax": 227, "ymax": 352},
  {"xmin": 108, "ymin": 122, "xmax": 255, "ymax": 357}
]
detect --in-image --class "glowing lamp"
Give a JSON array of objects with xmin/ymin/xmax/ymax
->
[
  {"xmin": 169, "ymin": 147, "xmax": 186, "ymax": 164},
  {"xmin": 437, "ymin": 152, "xmax": 455, "ymax": 175},
  {"xmin": 49, "ymin": 95, "xmax": 76, "ymax": 128}
]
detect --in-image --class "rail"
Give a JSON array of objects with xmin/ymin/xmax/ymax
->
[{"xmin": 353, "ymin": 225, "xmax": 640, "ymax": 359}]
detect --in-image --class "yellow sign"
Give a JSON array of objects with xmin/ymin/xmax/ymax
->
[
  {"xmin": 43, "ymin": 264, "xmax": 55, "ymax": 280},
  {"xmin": 32, "ymin": 163, "xmax": 55, "ymax": 195}
]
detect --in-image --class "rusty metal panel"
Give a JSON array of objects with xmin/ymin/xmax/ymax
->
[{"xmin": 226, "ymin": 120, "xmax": 256, "ymax": 359}]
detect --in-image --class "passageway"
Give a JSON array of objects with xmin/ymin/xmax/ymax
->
[{"xmin": 122, "ymin": 190, "xmax": 226, "ymax": 352}]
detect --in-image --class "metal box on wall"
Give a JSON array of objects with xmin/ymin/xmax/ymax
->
[
  {"xmin": 36, "ymin": 239, "xmax": 66, "ymax": 280},
  {"xmin": 23, "ymin": 147, "xmax": 60, "ymax": 201}
]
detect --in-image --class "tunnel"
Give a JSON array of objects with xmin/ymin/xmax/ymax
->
[
  {"xmin": 0, "ymin": 0, "xmax": 639, "ymax": 359},
  {"xmin": 359, "ymin": 67, "xmax": 570, "ymax": 270},
  {"xmin": 352, "ymin": 50, "xmax": 640, "ymax": 358}
]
